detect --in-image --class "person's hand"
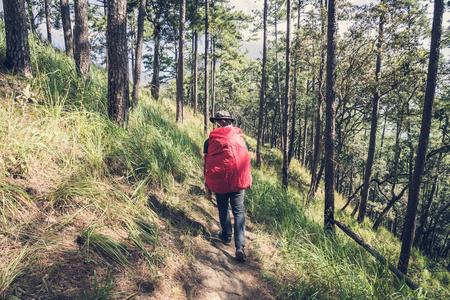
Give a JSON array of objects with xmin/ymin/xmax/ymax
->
[{"xmin": 205, "ymin": 183, "xmax": 212, "ymax": 200}]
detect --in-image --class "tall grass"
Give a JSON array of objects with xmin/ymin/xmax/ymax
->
[
  {"xmin": 108, "ymin": 96, "xmax": 202, "ymax": 189},
  {"xmin": 0, "ymin": 245, "xmax": 29, "ymax": 298},
  {"xmin": 0, "ymin": 19, "xmax": 448, "ymax": 299},
  {"xmin": 246, "ymin": 169, "xmax": 430, "ymax": 299},
  {"xmin": 77, "ymin": 226, "xmax": 130, "ymax": 268}
]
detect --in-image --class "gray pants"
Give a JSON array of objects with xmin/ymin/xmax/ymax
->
[{"xmin": 216, "ymin": 190, "xmax": 246, "ymax": 249}]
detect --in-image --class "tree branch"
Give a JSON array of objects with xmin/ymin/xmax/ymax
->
[{"xmin": 332, "ymin": 220, "xmax": 419, "ymax": 290}]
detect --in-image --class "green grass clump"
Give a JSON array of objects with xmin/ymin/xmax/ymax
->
[
  {"xmin": 108, "ymin": 96, "xmax": 202, "ymax": 189},
  {"xmin": 0, "ymin": 245, "xmax": 28, "ymax": 299},
  {"xmin": 77, "ymin": 227, "xmax": 130, "ymax": 268},
  {"xmin": 0, "ymin": 183, "xmax": 37, "ymax": 227}
]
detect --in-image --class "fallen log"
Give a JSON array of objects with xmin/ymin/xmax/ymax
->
[{"xmin": 332, "ymin": 219, "xmax": 419, "ymax": 290}]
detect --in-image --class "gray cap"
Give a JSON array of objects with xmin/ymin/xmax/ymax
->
[{"xmin": 209, "ymin": 111, "xmax": 235, "ymax": 123}]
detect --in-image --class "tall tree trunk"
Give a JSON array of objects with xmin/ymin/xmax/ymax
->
[
  {"xmin": 289, "ymin": 70, "xmax": 297, "ymax": 164},
  {"xmin": 379, "ymin": 110, "xmax": 387, "ymax": 159},
  {"xmin": 282, "ymin": 0, "xmax": 291, "ymax": 188},
  {"xmin": 309, "ymin": 112, "xmax": 315, "ymax": 170},
  {"xmin": 324, "ymin": 0, "xmax": 337, "ymax": 234},
  {"xmin": 301, "ymin": 107, "xmax": 308, "ymax": 166},
  {"xmin": 44, "ymin": 0, "xmax": 52, "ymax": 44},
  {"xmin": 151, "ymin": 24, "xmax": 161, "ymax": 100},
  {"xmin": 3, "ymin": 0, "xmax": 32, "ymax": 78},
  {"xmin": 256, "ymin": 0, "xmax": 268, "ymax": 168},
  {"xmin": 104, "ymin": 0, "xmax": 109, "ymax": 69},
  {"xmin": 132, "ymin": 0, "xmax": 146, "ymax": 108},
  {"xmin": 130, "ymin": 22, "xmax": 135, "ymax": 83},
  {"xmin": 176, "ymin": 0, "xmax": 186, "ymax": 123},
  {"xmin": 107, "ymin": 0, "xmax": 129, "ymax": 126},
  {"xmin": 275, "ymin": 2, "xmax": 284, "ymax": 150},
  {"xmin": 211, "ymin": 37, "xmax": 216, "ymax": 119},
  {"xmin": 60, "ymin": 0, "xmax": 74, "ymax": 57},
  {"xmin": 307, "ymin": 0, "xmax": 326, "ymax": 204},
  {"xmin": 204, "ymin": 0, "xmax": 210, "ymax": 134},
  {"xmin": 74, "ymin": 0, "xmax": 90, "ymax": 79},
  {"xmin": 289, "ymin": 3, "xmax": 301, "ymax": 165},
  {"xmin": 398, "ymin": 0, "xmax": 444, "ymax": 275},
  {"xmin": 26, "ymin": 0, "xmax": 37, "ymax": 33},
  {"xmin": 358, "ymin": 2, "xmax": 384, "ymax": 223},
  {"xmin": 391, "ymin": 104, "xmax": 405, "ymax": 196},
  {"xmin": 192, "ymin": 0, "xmax": 199, "ymax": 115}
]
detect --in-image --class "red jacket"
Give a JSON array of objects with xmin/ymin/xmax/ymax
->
[{"xmin": 205, "ymin": 127, "xmax": 252, "ymax": 194}]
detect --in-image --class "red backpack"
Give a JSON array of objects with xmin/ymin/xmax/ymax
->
[{"xmin": 205, "ymin": 127, "xmax": 252, "ymax": 194}]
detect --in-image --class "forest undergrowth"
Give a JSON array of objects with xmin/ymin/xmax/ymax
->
[{"xmin": 0, "ymin": 27, "xmax": 449, "ymax": 299}]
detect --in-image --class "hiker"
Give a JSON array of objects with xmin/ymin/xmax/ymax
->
[{"xmin": 203, "ymin": 111, "xmax": 252, "ymax": 262}]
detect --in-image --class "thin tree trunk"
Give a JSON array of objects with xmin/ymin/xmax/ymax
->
[
  {"xmin": 275, "ymin": 2, "xmax": 284, "ymax": 150},
  {"xmin": 132, "ymin": 0, "xmax": 146, "ymax": 107},
  {"xmin": 44, "ymin": 0, "xmax": 52, "ymax": 44},
  {"xmin": 289, "ymin": 4, "xmax": 301, "ymax": 165},
  {"xmin": 26, "ymin": 0, "xmax": 37, "ymax": 33},
  {"xmin": 398, "ymin": 0, "xmax": 444, "ymax": 275},
  {"xmin": 334, "ymin": 220, "xmax": 419, "ymax": 290},
  {"xmin": 256, "ymin": 0, "xmax": 268, "ymax": 168},
  {"xmin": 107, "ymin": 0, "xmax": 129, "ymax": 126},
  {"xmin": 307, "ymin": 0, "xmax": 326, "ymax": 204},
  {"xmin": 151, "ymin": 24, "xmax": 161, "ymax": 100},
  {"xmin": 104, "ymin": 0, "xmax": 109, "ymax": 69},
  {"xmin": 391, "ymin": 105, "xmax": 405, "ymax": 196},
  {"xmin": 130, "ymin": 22, "xmax": 135, "ymax": 83},
  {"xmin": 379, "ymin": 109, "xmax": 387, "ymax": 159},
  {"xmin": 301, "ymin": 107, "xmax": 308, "ymax": 166},
  {"xmin": 211, "ymin": 37, "xmax": 216, "ymax": 119},
  {"xmin": 204, "ymin": 0, "xmax": 210, "ymax": 134},
  {"xmin": 271, "ymin": 109, "xmax": 278, "ymax": 148},
  {"xmin": 358, "ymin": 3, "xmax": 384, "ymax": 223},
  {"xmin": 309, "ymin": 112, "xmax": 315, "ymax": 171},
  {"xmin": 74, "ymin": 0, "xmax": 90, "ymax": 79},
  {"xmin": 193, "ymin": 0, "xmax": 199, "ymax": 115},
  {"xmin": 373, "ymin": 184, "xmax": 409, "ymax": 230},
  {"xmin": 324, "ymin": 0, "xmax": 337, "ymax": 234},
  {"xmin": 413, "ymin": 162, "xmax": 440, "ymax": 248},
  {"xmin": 3, "ymin": 0, "xmax": 32, "ymax": 78},
  {"xmin": 60, "ymin": 0, "xmax": 74, "ymax": 57},
  {"xmin": 289, "ymin": 70, "xmax": 297, "ymax": 164},
  {"xmin": 176, "ymin": 0, "xmax": 186, "ymax": 123},
  {"xmin": 282, "ymin": 0, "xmax": 291, "ymax": 188}
]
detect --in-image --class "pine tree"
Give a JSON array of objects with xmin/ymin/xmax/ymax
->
[
  {"xmin": 3, "ymin": 0, "xmax": 32, "ymax": 78},
  {"xmin": 74, "ymin": 0, "xmax": 90, "ymax": 79},
  {"xmin": 107, "ymin": 0, "xmax": 130, "ymax": 126},
  {"xmin": 60, "ymin": 0, "xmax": 74, "ymax": 57}
]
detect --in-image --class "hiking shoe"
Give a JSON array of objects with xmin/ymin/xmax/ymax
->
[
  {"xmin": 218, "ymin": 231, "xmax": 231, "ymax": 245},
  {"xmin": 235, "ymin": 247, "xmax": 246, "ymax": 262}
]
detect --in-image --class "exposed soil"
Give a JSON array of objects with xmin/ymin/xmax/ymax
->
[
  {"xmin": 137, "ymin": 190, "xmax": 278, "ymax": 300},
  {"xmin": 5, "ymin": 177, "xmax": 278, "ymax": 299}
]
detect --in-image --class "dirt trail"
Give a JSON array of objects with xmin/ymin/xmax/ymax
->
[
  {"xmin": 193, "ymin": 223, "xmax": 276, "ymax": 300},
  {"xmin": 146, "ymin": 190, "xmax": 277, "ymax": 300}
]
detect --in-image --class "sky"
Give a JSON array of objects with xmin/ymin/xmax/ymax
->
[{"xmin": 228, "ymin": 0, "xmax": 449, "ymax": 59}]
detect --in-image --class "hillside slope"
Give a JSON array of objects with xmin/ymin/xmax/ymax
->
[{"xmin": 1, "ymin": 36, "xmax": 449, "ymax": 299}]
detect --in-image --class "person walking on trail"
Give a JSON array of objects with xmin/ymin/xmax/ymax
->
[{"xmin": 203, "ymin": 111, "xmax": 252, "ymax": 263}]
